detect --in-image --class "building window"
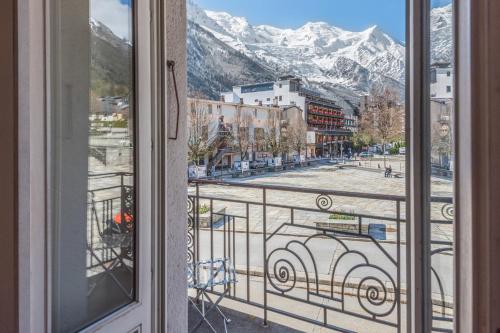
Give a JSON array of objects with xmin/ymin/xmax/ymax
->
[
  {"xmin": 447, "ymin": 71, "xmax": 451, "ymax": 76},
  {"xmin": 431, "ymin": 68, "xmax": 437, "ymax": 83},
  {"xmin": 208, "ymin": 104, "xmax": 213, "ymax": 114},
  {"xmin": 266, "ymin": 97, "xmax": 270, "ymax": 101},
  {"xmin": 279, "ymin": 83, "xmax": 282, "ymax": 88},
  {"xmin": 279, "ymin": 96, "xmax": 283, "ymax": 101},
  {"xmin": 446, "ymin": 85, "xmax": 452, "ymax": 93}
]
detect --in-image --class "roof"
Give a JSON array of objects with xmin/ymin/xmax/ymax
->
[{"xmin": 431, "ymin": 62, "xmax": 452, "ymax": 68}]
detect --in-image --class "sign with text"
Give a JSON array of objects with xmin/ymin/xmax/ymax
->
[
  {"xmin": 307, "ymin": 131, "xmax": 316, "ymax": 144},
  {"xmin": 188, "ymin": 165, "xmax": 207, "ymax": 178},
  {"xmin": 241, "ymin": 161, "xmax": 250, "ymax": 172}
]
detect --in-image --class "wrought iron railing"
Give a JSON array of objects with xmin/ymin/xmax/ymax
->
[
  {"xmin": 87, "ymin": 172, "xmax": 134, "ymax": 271},
  {"xmin": 188, "ymin": 179, "xmax": 453, "ymax": 332}
]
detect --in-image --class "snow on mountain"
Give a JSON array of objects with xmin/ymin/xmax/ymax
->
[
  {"xmin": 187, "ymin": 0, "xmax": 408, "ymax": 100},
  {"xmin": 431, "ymin": 4, "xmax": 453, "ymax": 63},
  {"xmin": 187, "ymin": 1, "xmax": 452, "ymax": 101},
  {"xmin": 88, "ymin": 1, "xmax": 453, "ymax": 104},
  {"xmin": 187, "ymin": 20, "xmax": 277, "ymax": 99}
]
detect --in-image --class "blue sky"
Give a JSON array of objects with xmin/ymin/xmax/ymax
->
[{"xmin": 195, "ymin": 0, "xmax": 451, "ymax": 43}]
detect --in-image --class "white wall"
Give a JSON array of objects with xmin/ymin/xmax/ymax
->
[
  {"xmin": 431, "ymin": 67, "xmax": 453, "ymax": 99},
  {"xmin": 234, "ymin": 86, "xmax": 275, "ymax": 106},
  {"xmin": 232, "ymin": 80, "xmax": 307, "ymax": 113}
]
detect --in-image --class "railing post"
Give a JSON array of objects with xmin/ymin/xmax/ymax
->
[
  {"xmin": 210, "ymin": 199, "xmax": 214, "ymax": 292},
  {"xmin": 120, "ymin": 173, "xmax": 125, "ymax": 228},
  {"xmin": 246, "ymin": 203, "xmax": 250, "ymax": 302},
  {"xmin": 396, "ymin": 200, "xmax": 401, "ymax": 333},
  {"xmin": 263, "ymin": 188, "xmax": 268, "ymax": 327},
  {"xmin": 196, "ymin": 183, "xmax": 200, "ymax": 264}
]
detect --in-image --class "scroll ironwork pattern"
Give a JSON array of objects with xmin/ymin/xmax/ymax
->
[
  {"xmin": 266, "ymin": 230, "xmax": 399, "ymax": 327},
  {"xmin": 187, "ymin": 196, "xmax": 195, "ymax": 264},
  {"xmin": 316, "ymin": 194, "xmax": 333, "ymax": 211}
]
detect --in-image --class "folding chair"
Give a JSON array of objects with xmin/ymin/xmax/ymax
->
[{"xmin": 188, "ymin": 258, "xmax": 237, "ymax": 333}]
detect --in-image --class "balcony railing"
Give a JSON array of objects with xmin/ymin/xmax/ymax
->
[
  {"xmin": 84, "ymin": 172, "xmax": 453, "ymax": 332},
  {"xmin": 86, "ymin": 172, "xmax": 135, "ymax": 301},
  {"xmin": 188, "ymin": 179, "xmax": 454, "ymax": 332}
]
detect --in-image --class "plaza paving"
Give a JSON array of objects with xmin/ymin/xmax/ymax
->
[{"xmin": 190, "ymin": 160, "xmax": 453, "ymax": 242}]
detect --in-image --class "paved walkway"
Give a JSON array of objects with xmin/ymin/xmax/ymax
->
[{"xmin": 189, "ymin": 300, "xmax": 303, "ymax": 333}]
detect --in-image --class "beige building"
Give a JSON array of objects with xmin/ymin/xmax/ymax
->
[{"xmin": 188, "ymin": 98, "xmax": 307, "ymax": 168}]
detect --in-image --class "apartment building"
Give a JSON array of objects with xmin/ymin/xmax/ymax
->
[
  {"xmin": 430, "ymin": 62, "xmax": 453, "ymax": 100},
  {"xmin": 188, "ymin": 98, "xmax": 305, "ymax": 169},
  {"xmin": 222, "ymin": 76, "xmax": 356, "ymax": 157}
]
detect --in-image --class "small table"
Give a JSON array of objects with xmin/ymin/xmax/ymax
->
[{"xmin": 188, "ymin": 258, "xmax": 237, "ymax": 333}]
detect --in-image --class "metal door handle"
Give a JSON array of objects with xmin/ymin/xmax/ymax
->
[{"xmin": 167, "ymin": 60, "xmax": 180, "ymax": 140}]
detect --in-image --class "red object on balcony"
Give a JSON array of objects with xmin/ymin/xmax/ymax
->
[{"xmin": 114, "ymin": 212, "xmax": 133, "ymax": 224}]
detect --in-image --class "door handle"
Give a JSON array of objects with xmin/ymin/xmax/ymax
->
[{"xmin": 167, "ymin": 60, "xmax": 180, "ymax": 140}]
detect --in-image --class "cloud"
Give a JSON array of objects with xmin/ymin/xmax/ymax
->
[{"xmin": 91, "ymin": 0, "xmax": 132, "ymax": 40}]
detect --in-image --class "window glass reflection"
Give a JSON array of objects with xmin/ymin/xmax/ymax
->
[
  {"xmin": 51, "ymin": 0, "xmax": 135, "ymax": 331},
  {"xmin": 429, "ymin": 1, "xmax": 454, "ymax": 331}
]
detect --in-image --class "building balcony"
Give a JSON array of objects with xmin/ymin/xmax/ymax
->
[
  {"xmin": 307, "ymin": 119, "xmax": 345, "ymax": 127},
  {"xmin": 307, "ymin": 109, "xmax": 344, "ymax": 119},
  {"xmin": 186, "ymin": 180, "xmax": 454, "ymax": 332}
]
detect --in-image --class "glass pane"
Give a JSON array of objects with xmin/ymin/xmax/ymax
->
[
  {"xmin": 187, "ymin": 1, "xmax": 407, "ymax": 332},
  {"xmin": 429, "ymin": 1, "xmax": 454, "ymax": 331},
  {"xmin": 50, "ymin": 0, "xmax": 135, "ymax": 331}
]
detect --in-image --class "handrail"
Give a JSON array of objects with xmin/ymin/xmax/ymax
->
[
  {"xmin": 188, "ymin": 178, "xmax": 453, "ymax": 203},
  {"xmin": 88, "ymin": 171, "xmax": 133, "ymax": 177}
]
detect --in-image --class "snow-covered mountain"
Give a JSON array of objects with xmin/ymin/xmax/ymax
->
[
  {"xmin": 187, "ymin": 0, "xmax": 407, "ymax": 101},
  {"xmin": 187, "ymin": 20, "xmax": 278, "ymax": 100},
  {"xmin": 88, "ymin": 2, "xmax": 453, "ymax": 103},
  {"xmin": 431, "ymin": 4, "xmax": 453, "ymax": 64},
  {"xmin": 90, "ymin": 18, "xmax": 133, "ymax": 95},
  {"xmin": 187, "ymin": 1, "xmax": 453, "ymax": 102}
]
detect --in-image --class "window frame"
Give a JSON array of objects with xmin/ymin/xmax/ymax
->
[{"xmin": 18, "ymin": 0, "xmax": 159, "ymax": 331}]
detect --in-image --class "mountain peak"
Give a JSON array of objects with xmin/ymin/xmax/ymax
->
[
  {"xmin": 185, "ymin": 2, "xmax": 449, "ymax": 100},
  {"xmin": 362, "ymin": 24, "xmax": 386, "ymax": 38},
  {"xmin": 301, "ymin": 21, "xmax": 331, "ymax": 29}
]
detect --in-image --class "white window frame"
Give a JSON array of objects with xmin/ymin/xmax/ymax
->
[{"xmin": 18, "ymin": 0, "xmax": 188, "ymax": 332}]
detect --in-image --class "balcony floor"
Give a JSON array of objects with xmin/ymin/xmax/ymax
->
[{"xmin": 188, "ymin": 300, "xmax": 302, "ymax": 333}]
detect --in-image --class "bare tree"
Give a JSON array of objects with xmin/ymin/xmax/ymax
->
[
  {"xmin": 287, "ymin": 111, "xmax": 308, "ymax": 158},
  {"xmin": 264, "ymin": 109, "xmax": 285, "ymax": 157},
  {"xmin": 430, "ymin": 103, "xmax": 452, "ymax": 167},
  {"xmin": 360, "ymin": 87, "xmax": 404, "ymax": 165},
  {"xmin": 187, "ymin": 98, "xmax": 211, "ymax": 165},
  {"xmin": 233, "ymin": 106, "xmax": 253, "ymax": 161}
]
